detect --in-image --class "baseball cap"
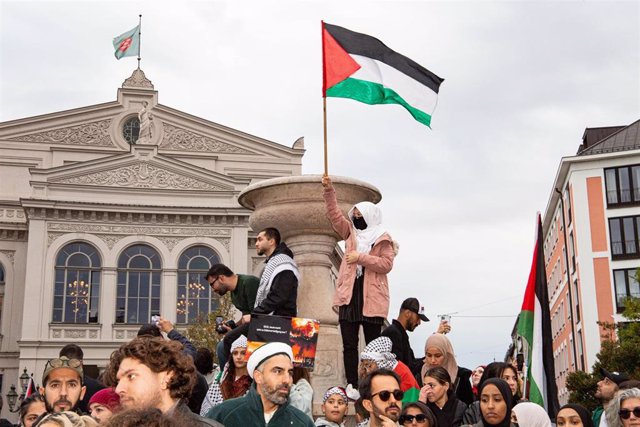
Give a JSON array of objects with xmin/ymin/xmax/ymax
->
[
  {"xmin": 400, "ymin": 297, "xmax": 429, "ymax": 322},
  {"xmin": 600, "ymin": 367, "xmax": 630, "ymax": 385},
  {"xmin": 42, "ymin": 356, "xmax": 83, "ymax": 385}
]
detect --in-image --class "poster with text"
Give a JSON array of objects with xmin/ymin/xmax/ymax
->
[{"xmin": 247, "ymin": 314, "xmax": 320, "ymax": 369}]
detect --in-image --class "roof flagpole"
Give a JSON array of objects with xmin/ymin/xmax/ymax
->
[{"xmin": 137, "ymin": 14, "xmax": 142, "ymax": 69}]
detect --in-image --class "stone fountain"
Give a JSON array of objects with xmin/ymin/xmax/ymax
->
[{"xmin": 237, "ymin": 174, "xmax": 381, "ymax": 408}]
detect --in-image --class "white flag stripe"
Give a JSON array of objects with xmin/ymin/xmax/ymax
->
[{"xmin": 350, "ymin": 54, "xmax": 439, "ymax": 115}]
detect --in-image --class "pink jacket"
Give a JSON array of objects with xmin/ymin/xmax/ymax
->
[{"xmin": 323, "ymin": 186, "xmax": 397, "ymax": 318}]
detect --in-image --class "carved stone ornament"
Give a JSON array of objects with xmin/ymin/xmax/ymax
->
[
  {"xmin": 160, "ymin": 123, "xmax": 252, "ymax": 153},
  {"xmin": 115, "ymin": 330, "xmax": 125, "ymax": 340},
  {"xmin": 99, "ymin": 234, "xmax": 122, "ymax": 250},
  {"xmin": 0, "ymin": 250, "xmax": 15, "ymax": 264},
  {"xmin": 52, "ymin": 330, "xmax": 62, "ymax": 339},
  {"xmin": 47, "ymin": 232, "xmax": 65, "ymax": 247},
  {"xmin": 6, "ymin": 119, "xmax": 115, "ymax": 146},
  {"xmin": 48, "ymin": 222, "xmax": 232, "ymax": 238},
  {"xmin": 64, "ymin": 329, "xmax": 87, "ymax": 339},
  {"xmin": 122, "ymin": 68, "xmax": 154, "ymax": 89},
  {"xmin": 53, "ymin": 162, "xmax": 226, "ymax": 191}
]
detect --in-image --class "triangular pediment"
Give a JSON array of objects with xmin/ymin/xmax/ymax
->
[{"xmin": 30, "ymin": 146, "xmax": 250, "ymax": 205}]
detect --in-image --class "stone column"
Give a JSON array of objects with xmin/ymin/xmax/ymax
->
[{"xmin": 238, "ymin": 174, "xmax": 381, "ymax": 403}]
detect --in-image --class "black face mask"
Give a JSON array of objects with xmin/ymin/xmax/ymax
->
[{"xmin": 353, "ymin": 216, "xmax": 367, "ymax": 230}]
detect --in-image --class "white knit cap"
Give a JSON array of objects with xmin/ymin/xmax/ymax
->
[{"xmin": 247, "ymin": 342, "xmax": 293, "ymax": 379}]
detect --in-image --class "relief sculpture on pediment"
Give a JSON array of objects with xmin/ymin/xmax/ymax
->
[
  {"xmin": 160, "ymin": 123, "xmax": 252, "ymax": 153},
  {"xmin": 54, "ymin": 162, "xmax": 225, "ymax": 190},
  {"xmin": 6, "ymin": 119, "xmax": 115, "ymax": 146}
]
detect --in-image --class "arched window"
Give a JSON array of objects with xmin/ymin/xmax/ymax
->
[
  {"xmin": 177, "ymin": 245, "xmax": 220, "ymax": 324},
  {"xmin": 116, "ymin": 244, "xmax": 161, "ymax": 324},
  {"xmin": 53, "ymin": 242, "xmax": 102, "ymax": 323}
]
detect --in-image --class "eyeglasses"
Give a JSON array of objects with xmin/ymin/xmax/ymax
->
[
  {"xmin": 371, "ymin": 389, "xmax": 404, "ymax": 402},
  {"xmin": 400, "ymin": 414, "xmax": 428, "ymax": 424},
  {"xmin": 46, "ymin": 358, "xmax": 82, "ymax": 369},
  {"xmin": 619, "ymin": 407, "xmax": 640, "ymax": 420}
]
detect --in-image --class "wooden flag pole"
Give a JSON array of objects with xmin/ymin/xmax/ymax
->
[
  {"xmin": 323, "ymin": 97, "xmax": 328, "ymax": 176},
  {"xmin": 137, "ymin": 14, "xmax": 142, "ymax": 69}
]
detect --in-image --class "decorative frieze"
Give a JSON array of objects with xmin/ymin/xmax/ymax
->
[
  {"xmin": 48, "ymin": 222, "xmax": 232, "ymax": 237},
  {"xmin": 0, "ymin": 229, "xmax": 27, "ymax": 241},
  {"xmin": 122, "ymin": 68, "xmax": 154, "ymax": 89},
  {"xmin": 49, "ymin": 325, "xmax": 101, "ymax": 340},
  {"xmin": 0, "ymin": 208, "xmax": 26, "ymax": 222},
  {"xmin": 160, "ymin": 123, "xmax": 252, "ymax": 154},
  {"xmin": 6, "ymin": 119, "xmax": 115, "ymax": 146},
  {"xmin": 52, "ymin": 161, "xmax": 225, "ymax": 191}
]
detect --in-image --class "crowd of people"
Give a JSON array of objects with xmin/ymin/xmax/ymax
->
[{"xmin": 7, "ymin": 175, "xmax": 639, "ymax": 426}]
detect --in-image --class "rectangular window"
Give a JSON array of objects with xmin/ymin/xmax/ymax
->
[
  {"xmin": 605, "ymin": 165, "xmax": 640, "ymax": 207},
  {"xmin": 573, "ymin": 280, "xmax": 580, "ymax": 323},
  {"xmin": 609, "ymin": 216, "xmax": 640, "ymax": 259},
  {"xmin": 565, "ymin": 187, "xmax": 572, "ymax": 225},
  {"xmin": 569, "ymin": 232, "xmax": 576, "ymax": 272},
  {"xmin": 577, "ymin": 330, "xmax": 585, "ymax": 371},
  {"xmin": 612, "ymin": 268, "xmax": 640, "ymax": 312}
]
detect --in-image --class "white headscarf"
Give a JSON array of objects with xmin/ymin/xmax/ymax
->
[
  {"xmin": 348, "ymin": 201, "xmax": 386, "ymax": 277},
  {"xmin": 512, "ymin": 402, "xmax": 552, "ymax": 427}
]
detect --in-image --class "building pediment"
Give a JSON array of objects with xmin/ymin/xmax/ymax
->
[{"xmin": 29, "ymin": 146, "xmax": 249, "ymax": 206}]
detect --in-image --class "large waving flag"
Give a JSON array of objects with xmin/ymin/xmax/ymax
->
[
  {"xmin": 322, "ymin": 22, "xmax": 444, "ymax": 128},
  {"xmin": 113, "ymin": 25, "xmax": 140, "ymax": 60},
  {"xmin": 517, "ymin": 214, "xmax": 560, "ymax": 418}
]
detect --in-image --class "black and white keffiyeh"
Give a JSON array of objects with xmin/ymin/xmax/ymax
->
[
  {"xmin": 360, "ymin": 336, "xmax": 397, "ymax": 370},
  {"xmin": 254, "ymin": 253, "xmax": 299, "ymax": 310}
]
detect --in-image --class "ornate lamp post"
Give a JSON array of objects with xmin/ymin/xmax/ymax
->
[{"xmin": 6, "ymin": 367, "xmax": 32, "ymax": 412}]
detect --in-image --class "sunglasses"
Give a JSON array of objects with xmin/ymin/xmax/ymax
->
[
  {"xmin": 400, "ymin": 414, "xmax": 428, "ymax": 424},
  {"xmin": 371, "ymin": 389, "xmax": 404, "ymax": 402},
  {"xmin": 619, "ymin": 407, "xmax": 640, "ymax": 420},
  {"xmin": 46, "ymin": 358, "xmax": 82, "ymax": 369}
]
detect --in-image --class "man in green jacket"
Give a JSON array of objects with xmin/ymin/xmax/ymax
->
[
  {"xmin": 592, "ymin": 368, "xmax": 629, "ymax": 426},
  {"xmin": 206, "ymin": 342, "xmax": 314, "ymax": 427}
]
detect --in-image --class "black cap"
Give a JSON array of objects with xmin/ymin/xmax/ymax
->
[
  {"xmin": 400, "ymin": 297, "xmax": 429, "ymax": 322},
  {"xmin": 600, "ymin": 367, "xmax": 630, "ymax": 385}
]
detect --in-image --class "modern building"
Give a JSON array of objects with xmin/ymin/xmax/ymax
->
[
  {"xmin": 0, "ymin": 69, "xmax": 305, "ymax": 419},
  {"xmin": 541, "ymin": 119, "xmax": 640, "ymax": 403}
]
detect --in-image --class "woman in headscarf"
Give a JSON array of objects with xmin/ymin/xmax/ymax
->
[
  {"xmin": 420, "ymin": 367, "xmax": 467, "ymax": 427},
  {"xmin": 462, "ymin": 379, "xmax": 515, "ymax": 427},
  {"xmin": 323, "ymin": 175, "xmax": 398, "ymax": 388},
  {"xmin": 511, "ymin": 403, "xmax": 551, "ymax": 427},
  {"xmin": 359, "ymin": 336, "xmax": 419, "ymax": 398},
  {"xmin": 400, "ymin": 401, "xmax": 438, "ymax": 427},
  {"xmin": 472, "ymin": 366, "xmax": 486, "ymax": 400},
  {"xmin": 556, "ymin": 403, "xmax": 594, "ymax": 427},
  {"xmin": 199, "ymin": 336, "xmax": 251, "ymax": 416},
  {"xmin": 422, "ymin": 334, "xmax": 474, "ymax": 405},
  {"xmin": 463, "ymin": 362, "xmax": 523, "ymax": 424}
]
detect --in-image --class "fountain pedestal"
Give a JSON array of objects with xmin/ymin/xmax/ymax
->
[{"xmin": 238, "ymin": 174, "xmax": 381, "ymax": 401}]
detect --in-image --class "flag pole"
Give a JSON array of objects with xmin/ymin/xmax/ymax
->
[
  {"xmin": 137, "ymin": 14, "xmax": 142, "ymax": 69},
  {"xmin": 323, "ymin": 96, "xmax": 328, "ymax": 176},
  {"xmin": 321, "ymin": 20, "xmax": 328, "ymax": 177}
]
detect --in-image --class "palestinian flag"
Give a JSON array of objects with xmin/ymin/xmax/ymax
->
[
  {"xmin": 322, "ymin": 22, "xmax": 444, "ymax": 128},
  {"xmin": 516, "ymin": 214, "xmax": 560, "ymax": 418},
  {"xmin": 113, "ymin": 25, "xmax": 140, "ymax": 60},
  {"xmin": 25, "ymin": 376, "xmax": 36, "ymax": 398}
]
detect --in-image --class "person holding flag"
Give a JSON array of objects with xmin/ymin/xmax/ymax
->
[{"xmin": 322, "ymin": 175, "xmax": 398, "ymax": 388}]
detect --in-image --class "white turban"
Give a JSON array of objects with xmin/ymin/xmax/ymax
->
[{"xmin": 247, "ymin": 342, "xmax": 293, "ymax": 379}]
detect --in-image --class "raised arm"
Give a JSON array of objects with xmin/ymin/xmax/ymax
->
[{"xmin": 322, "ymin": 175, "xmax": 352, "ymax": 240}]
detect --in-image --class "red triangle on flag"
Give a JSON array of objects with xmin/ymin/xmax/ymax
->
[{"xmin": 322, "ymin": 26, "xmax": 361, "ymax": 95}]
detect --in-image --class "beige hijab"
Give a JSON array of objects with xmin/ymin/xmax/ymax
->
[{"xmin": 421, "ymin": 334, "xmax": 459, "ymax": 383}]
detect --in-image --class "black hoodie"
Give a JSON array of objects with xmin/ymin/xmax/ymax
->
[{"xmin": 253, "ymin": 242, "xmax": 298, "ymax": 317}]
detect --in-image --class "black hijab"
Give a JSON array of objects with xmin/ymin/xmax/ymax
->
[
  {"xmin": 557, "ymin": 404, "xmax": 594, "ymax": 427},
  {"xmin": 478, "ymin": 378, "xmax": 513, "ymax": 427}
]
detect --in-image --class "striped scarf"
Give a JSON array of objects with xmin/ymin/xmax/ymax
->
[{"xmin": 254, "ymin": 253, "xmax": 299, "ymax": 311}]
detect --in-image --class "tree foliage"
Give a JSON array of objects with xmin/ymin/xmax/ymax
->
[
  {"xmin": 566, "ymin": 295, "xmax": 640, "ymax": 411},
  {"xmin": 185, "ymin": 293, "xmax": 236, "ymax": 363}
]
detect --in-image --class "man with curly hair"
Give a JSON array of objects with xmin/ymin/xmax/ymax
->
[{"xmin": 105, "ymin": 337, "xmax": 221, "ymax": 426}]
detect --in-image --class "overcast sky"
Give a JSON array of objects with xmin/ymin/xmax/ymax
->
[{"xmin": 1, "ymin": 0, "xmax": 639, "ymax": 370}]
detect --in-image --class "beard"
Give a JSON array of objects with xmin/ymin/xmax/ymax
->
[
  {"xmin": 372, "ymin": 401, "xmax": 400, "ymax": 422},
  {"xmin": 45, "ymin": 396, "xmax": 77, "ymax": 413},
  {"xmin": 261, "ymin": 382, "xmax": 291, "ymax": 405},
  {"xmin": 120, "ymin": 389, "xmax": 163, "ymax": 410}
]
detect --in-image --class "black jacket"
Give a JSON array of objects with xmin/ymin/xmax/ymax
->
[
  {"xmin": 426, "ymin": 392, "xmax": 467, "ymax": 427},
  {"xmin": 455, "ymin": 367, "xmax": 474, "ymax": 405},
  {"xmin": 381, "ymin": 320, "xmax": 423, "ymax": 378},
  {"xmin": 78, "ymin": 374, "xmax": 106, "ymax": 413},
  {"xmin": 253, "ymin": 243, "xmax": 298, "ymax": 317}
]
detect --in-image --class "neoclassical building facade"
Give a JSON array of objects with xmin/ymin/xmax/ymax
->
[{"xmin": 0, "ymin": 69, "xmax": 304, "ymax": 417}]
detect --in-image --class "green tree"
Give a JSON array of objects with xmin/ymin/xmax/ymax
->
[
  {"xmin": 566, "ymin": 294, "xmax": 640, "ymax": 411},
  {"xmin": 185, "ymin": 293, "xmax": 236, "ymax": 363}
]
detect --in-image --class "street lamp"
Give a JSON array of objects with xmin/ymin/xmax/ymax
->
[{"xmin": 6, "ymin": 367, "xmax": 32, "ymax": 413}]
